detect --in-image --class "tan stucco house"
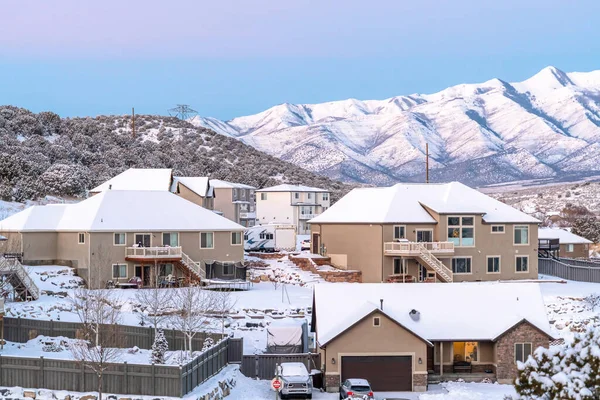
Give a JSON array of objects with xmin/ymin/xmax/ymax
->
[
  {"xmin": 538, "ymin": 227, "xmax": 592, "ymax": 259},
  {"xmin": 210, "ymin": 179, "xmax": 256, "ymax": 227},
  {"xmin": 309, "ymin": 182, "xmax": 540, "ymax": 283},
  {"xmin": 313, "ymin": 282, "xmax": 554, "ymax": 392},
  {"xmin": 0, "ymin": 190, "xmax": 245, "ymax": 289},
  {"xmin": 89, "ymin": 168, "xmax": 174, "ymax": 195}
]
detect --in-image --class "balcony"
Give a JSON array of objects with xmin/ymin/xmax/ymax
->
[
  {"xmin": 125, "ymin": 246, "xmax": 183, "ymax": 261},
  {"xmin": 299, "ymin": 213, "xmax": 317, "ymax": 220},
  {"xmin": 239, "ymin": 212, "xmax": 256, "ymax": 219},
  {"xmin": 384, "ymin": 241, "xmax": 455, "ymax": 257}
]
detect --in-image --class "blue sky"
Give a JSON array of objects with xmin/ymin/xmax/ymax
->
[{"xmin": 1, "ymin": 0, "xmax": 599, "ymax": 120}]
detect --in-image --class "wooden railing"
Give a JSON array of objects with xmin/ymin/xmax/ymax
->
[
  {"xmin": 384, "ymin": 241, "xmax": 454, "ymax": 255},
  {"xmin": 125, "ymin": 246, "xmax": 183, "ymax": 258}
]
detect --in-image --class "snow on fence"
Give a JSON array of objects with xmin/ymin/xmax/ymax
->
[
  {"xmin": 539, "ymin": 258, "xmax": 600, "ymax": 283},
  {"xmin": 557, "ymin": 257, "xmax": 600, "ymax": 268},
  {"xmin": 241, "ymin": 353, "xmax": 321, "ymax": 380},
  {"xmin": 3, "ymin": 317, "xmax": 223, "ymax": 352},
  {"xmin": 0, "ymin": 338, "xmax": 241, "ymax": 397}
]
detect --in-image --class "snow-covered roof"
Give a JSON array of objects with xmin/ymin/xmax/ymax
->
[
  {"xmin": 210, "ymin": 179, "xmax": 256, "ymax": 190},
  {"xmin": 90, "ymin": 168, "xmax": 172, "ymax": 193},
  {"xmin": 0, "ymin": 190, "xmax": 244, "ymax": 232},
  {"xmin": 538, "ymin": 227, "xmax": 593, "ymax": 244},
  {"xmin": 310, "ymin": 182, "xmax": 539, "ymax": 224},
  {"xmin": 172, "ymin": 177, "xmax": 214, "ymax": 198},
  {"xmin": 314, "ymin": 282, "xmax": 553, "ymax": 345},
  {"xmin": 256, "ymin": 184, "xmax": 329, "ymax": 193}
]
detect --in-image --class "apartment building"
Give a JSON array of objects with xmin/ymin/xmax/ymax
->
[
  {"xmin": 0, "ymin": 190, "xmax": 245, "ymax": 289},
  {"xmin": 538, "ymin": 227, "xmax": 592, "ymax": 259},
  {"xmin": 210, "ymin": 179, "xmax": 256, "ymax": 227},
  {"xmin": 309, "ymin": 182, "xmax": 540, "ymax": 283},
  {"xmin": 256, "ymin": 184, "xmax": 331, "ymax": 235}
]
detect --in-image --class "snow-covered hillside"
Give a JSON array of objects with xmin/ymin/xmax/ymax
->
[{"xmin": 191, "ymin": 66, "xmax": 600, "ymax": 186}]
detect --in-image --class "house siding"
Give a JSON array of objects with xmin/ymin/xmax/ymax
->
[
  {"xmin": 560, "ymin": 243, "xmax": 589, "ymax": 259},
  {"xmin": 213, "ymin": 188, "xmax": 238, "ymax": 223},
  {"xmin": 176, "ymin": 183, "xmax": 213, "ymax": 209}
]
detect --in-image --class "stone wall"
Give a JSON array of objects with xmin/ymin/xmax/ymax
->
[
  {"xmin": 413, "ymin": 373, "xmax": 427, "ymax": 392},
  {"xmin": 495, "ymin": 321, "xmax": 550, "ymax": 384},
  {"xmin": 325, "ymin": 374, "xmax": 341, "ymax": 392},
  {"xmin": 247, "ymin": 252, "xmax": 291, "ymax": 260},
  {"xmin": 290, "ymin": 256, "xmax": 362, "ymax": 283}
]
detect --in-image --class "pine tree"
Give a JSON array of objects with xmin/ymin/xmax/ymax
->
[{"xmin": 151, "ymin": 329, "xmax": 169, "ymax": 365}]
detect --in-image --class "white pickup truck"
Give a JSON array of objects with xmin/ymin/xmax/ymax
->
[{"xmin": 276, "ymin": 362, "xmax": 313, "ymax": 399}]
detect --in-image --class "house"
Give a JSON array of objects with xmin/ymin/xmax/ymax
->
[
  {"xmin": 89, "ymin": 168, "xmax": 173, "ymax": 194},
  {"xmin": 312, "ymin": 282, "xmax": 554, "ymax": 392},
  {"xmin": 0, "ymin": 190, "xmax": 245, "ymax": 289},
  {"xmin": 308, "ymin": 182, "xmax": 540, "ymax": 283},
  {"xmin": 170, "ymin": 176, "xmax": 215, "ymax": 210},
  {"xmin": 538, "ymin": 227, "xmax": 592, "ymax": 259},
  {"xmin": 210, "ymin": 179, "xmax": 256, "ymax": 227},
  {"xmin": 256, "ymin": 184, "xmax": 331, "ymax": 235}
]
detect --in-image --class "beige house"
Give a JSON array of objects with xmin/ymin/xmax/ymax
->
[
  {"xmin": 171, "ymin": 176, "xmax": 215, "ymax": 210},
  {"xmin": 313, "ymin": 283, "xmax": 554, "ymax": 392},
  {"xmin": 0, "ymin": 190, "xmax": 245, "ymax": 289},
  {"xmin": 256, "ymin": 184, "xmax": 331, "ymax": 235},
  {"xmin": 538, "ymin": 227, "xmax": 592, "ymax": 259},
  {"xmin": 309, "ymin": 182, "xmax": 540, "ymax": 283},
  {"xmin": 89, "ymin": 168, "xmax": 173, "ymax": 195},
  {"xmin": 210, "ymin": 179, "xmax": 256, "ymax": 227}
]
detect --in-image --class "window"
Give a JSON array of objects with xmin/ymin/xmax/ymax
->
[
  {"xmin": 223, "ymin": 263, "xmax": 234, "ymax": 275},
  {"xmin": 322, "ymin": 193, "xmax": 329, "ymax": 201},
  {"xmin": 259, "ymin": 232, "xmax": 274, "ymax": 240},
  {"xmin": 514, "ymin": 225, "xmax": 529, "ymax": 245},
  {"xmin": 78, "ymin": 233, "xmax": 85, "ymax": 244},
  {"xmin": 159, "ymin": 263, "xmax": 173, "ymax": 276},
  {"xmin": 113, "ymin": 233, "xmax": 126, "ymax": 246},
  {"xmin": 515, "ymin": 343, "xmax": 532, "ymax": 363},
  {"xmin": 260, "ymin": 193, "xmax": 267, "ymax": 200},
  {"xmin": 447, "ymin": 216, "xmax": 474, "ymax": 246},
  {"xmin": 452, "ymin": 257, "xmax": 472, "ymax": 274},
  {"xmin": 516, "ymin": 256, "xmax": 529, "ymax": 273},
  {"xmin": 134, "ymin": 233, "xmax": 151, "ymax": 247},
  {"xmin": 567, "ymin": 244, "xmax": 574, "ymax": 253},
  {"xmin": 487, "ymin": 256, "xmax": 500, "ymax": 273},
  {"xmin": 393, "ymin": 258, "xmax": 406, "ymax": 275},
  {"xmin": 231, "ymin": 232, "xmax": 242, "ymax": 245},
  {"xmin": 200, "ymin": 232, "xmax": 214, "ymax": 249},
  {"xmin": 491, "ymin": 225, "xmax": 505, "ymax": 233},
  {"xmin": 112, "ymin": 264, "xmax": 127, "ymax": 279},
  {"xmin": 393, "ymin": 225, "xmax": 406, "ymax": 240},
  {"xmin": 294, "ymin": 192, "xmax": 299, "ymax": 199},
  {"xmin": 162, "ymin": 232, "xmax": 179, "ymax": 247},
  {"xmin": 373, "ymin": 317, "xmax": 381, "ymax": 327},
  {"xmin": 307, "ymin": 193, "xmax": 312, "ymax": 200}
]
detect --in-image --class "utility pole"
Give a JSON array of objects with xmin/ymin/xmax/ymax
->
[
  {"xmin": 131, "ymin": 107, "xmax": 136, "ymax": 138},
  {"xmin": 425, "ymin": 143, "xmax": 429, "ymax": 184},
  {"xmin": 167, "ymin": 104, "xmax": 198, "ymax": 120}
]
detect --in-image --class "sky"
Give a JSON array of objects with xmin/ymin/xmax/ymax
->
[{"xmin": 1, "ymin": 0, "xmax": 599, "ymax": 120}]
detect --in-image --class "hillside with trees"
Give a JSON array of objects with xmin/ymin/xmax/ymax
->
[{"xmin": 0, "ymin": 106, "xmax": 354, "ymax": 202}]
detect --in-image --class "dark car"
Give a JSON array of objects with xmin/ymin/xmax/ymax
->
[{"xmin": 339, "ymin": 378, "xmax": 374, "ymax": 399}]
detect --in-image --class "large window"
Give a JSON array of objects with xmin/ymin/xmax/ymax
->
[
  {"xmin": 114, "ymin": 233, "xmax": 126, "ymax": 246},
  {"xmin": 78, "ymin": 233, "xmax": 85, "ymax": 244},
  {"xmin": 112, "ymin": 264, "xmax": 127, "ymax": 279},
  {"xmin": 515, "ymin": 343, "xmax": 532, "ymax": 363},
  {"xmin": 393, "ymin": 226, "xmax": 406, "ymax": 240},
  {"xmin": 452, "ymin": 257, "xmax": 472, "ymax": 274},
  {"xmin": 322, "ymin": 193, "xmax": 329, "ymax": 201},
  {"xmin": 514, "ymin": 225, "xmax": 529, "ymax": 245},
  {"xmin": 231, "ymin": 232, "xmax": 242, "ymax": 245},
  {"xmin": 487, "ymin": 256, "xmax": 500, "ymax": 273},
  {"xmin": 447, "ymin": 216, "xmax": 474, "ymax": 246},
  {"xmin": 260, "ymin": 193, "xmax": 267, "ymax": 200},
  {"xmin": 200, "ymin": 232, "xmax": 214, "ymax": 249},
  {"xmin": 162, "ymin": 232, "xmax": 179, "ymax": 247},
  {"xmin": 516, "ymin": 256, "xmax": 529, "ymax": 273},
  {"xmin": 393, "ymin": 258, "xmax": 406, "ymax": 275}
]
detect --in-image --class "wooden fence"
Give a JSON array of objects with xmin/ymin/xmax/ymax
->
[
  {"xmin": 241, "ymin": 353, "xmax": 321, "ymax": 380},
  {"xmin": 0, "ymin": 338, "xmax": 243, "ymax": 397},
  {"xmin": 539, "ymin": 258, "xmax": 600, "ymax": 283},
  {"xmin": 3, "ymin": 317, "xmax": 223, "ymax": 352}
]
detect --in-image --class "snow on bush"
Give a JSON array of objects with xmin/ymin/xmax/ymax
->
[
  {"xmin": 151, "ymin": 329, "xmax": 169, "ymax": 364},
  {"xmin": 512, "ymin": 325, "xmax": 600, "ymax": 399},
  {"xmin": 202, "ymin": 337, "xmax": 215, "ymax": 352}
]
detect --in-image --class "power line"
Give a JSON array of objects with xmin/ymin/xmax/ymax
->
[{"xmin": 168, "ymin": 104, "xmax": 198, "ymax": 120}]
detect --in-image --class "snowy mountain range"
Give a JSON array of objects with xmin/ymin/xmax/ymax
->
[{"xmin": 191, "ymin": 66, "xmax": 600, "ymax": 186}]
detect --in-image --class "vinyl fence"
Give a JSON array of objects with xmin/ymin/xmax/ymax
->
[
  {"xmin": 3, "ymin": 317, "xmax": 223, "ymax": 352},
  {"xmin": 241, "ymin": 353, "xmax": 321, "ymax": 380},
  {"xmin": 0, "ymin": 338, "xmax": 243, "ymax": 397},
  {"xmin": 539, "ymin": 258, "xmax": 600, "ymax": 283},
  {"xmin": 557, "ymin": 257, "xmax": 600, "ymax": 268}
]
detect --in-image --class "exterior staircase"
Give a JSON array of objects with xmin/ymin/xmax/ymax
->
[
  {"xmin": 178, "ymin": 251, "xmax": 206, "ymax": 281},
  {"xmin": 415, "ymin": 243, "xmax": 453, "ymax": 283},
  {"xmin": 0, "ymin": 256, "xmax": 40, "ymax": 301}
]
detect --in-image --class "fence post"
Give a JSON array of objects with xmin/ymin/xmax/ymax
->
[
  {"xmin": 17, "ymin": 317, "xmax": 21, "ymax": 342},
  {"xmin": 80, "ymin": 362, "xmax": 85, "ymax": 392},
  {"xmin": 39, "ymin": 356, "xmax": 44, "ymax": 388},
  {"xmin": 50, "ymin": 319, "xmax": 54, "ymax": 337},
  {"xmin": 152, "ymin": 363, "xmax": 156, "ymax": 396},
  {"xmin": 123, "ymin": 361, "xmax": 128, "ymax": 395}
]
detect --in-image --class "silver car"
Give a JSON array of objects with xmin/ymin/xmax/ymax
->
[
  {"xmin": 339, "ymin": 378, "xmax": 374, "ymax": 399},
  {"xmin": 276, "ymin": 362, "xmax": 313, "ymax": 399}
]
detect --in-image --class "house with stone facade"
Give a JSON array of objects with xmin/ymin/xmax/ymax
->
[
  {"xmin": 309, "ymin": 182, "xmax": 540, "ymax": 283},
  {"xmin": 538, "ymin": 227, "xmax": 592, "ymax": 259},
  {"xmin": 0, "ymin": 190, "xmax": 245, "ymax": 289},
  {"xmin": 312, "ymin": 282, "xmax": 554, "ymax": 392}
]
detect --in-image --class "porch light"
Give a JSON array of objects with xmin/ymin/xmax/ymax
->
[
  {"xmin": 418, "ymin": 358, "xmax": 422, "ymax": 364},
  {"xmin": 331, "ymin": 358, "xmax": 336, "ymax": 364}
]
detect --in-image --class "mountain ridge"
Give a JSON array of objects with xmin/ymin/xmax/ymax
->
[{"xmin": 191, "ymin": 66, "xmax": 600, "ymax": 186}]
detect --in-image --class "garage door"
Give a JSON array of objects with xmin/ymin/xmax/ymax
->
[{"xmin": 341, "ymin": 356, "xmax": 412, "ymax": 391}]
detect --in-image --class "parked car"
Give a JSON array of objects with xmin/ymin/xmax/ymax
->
[
  {"xmin": 276, "ymin": 362, "xmax": 313, "ymax": 399},
  {"xmin": 300, "ymin": 239, "xmax": 311, "ymax": 251},
  {"xmin": 339, "ymin": 378, "xmax": 374, "ymax": 399}
]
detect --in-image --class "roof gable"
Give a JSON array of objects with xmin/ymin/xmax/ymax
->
[
  {"xmin": 538, "ymin": 227, "xmax": 593, "ymax": 244},
  {"xmin": 257, "ymin": 184, "xmax": 328, "ymax": 193},
  {"xmin": 90, "ymin": 168, "xmax": 173, "ymax": 192},
  {"xmin": 172, "ymin": 177, "xmax": 213, "ymax": 198}
]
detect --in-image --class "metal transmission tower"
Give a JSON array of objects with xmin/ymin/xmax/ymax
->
[{"xmin": 168, "ymin": 104, "xmax": 198, "ymax": 120}]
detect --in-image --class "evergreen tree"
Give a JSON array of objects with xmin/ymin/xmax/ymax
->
[
  {"xmin": 151, "ymin": 329, "xmax": 169, "ymax": 365},
  {"xmin": 572, "ymin": 216, "xmax": 600, "ymax": 244}
]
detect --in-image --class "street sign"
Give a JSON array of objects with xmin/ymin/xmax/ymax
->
[{"xmin": 271, "ymin": 378, "xmax": 282, "ymax": 391}]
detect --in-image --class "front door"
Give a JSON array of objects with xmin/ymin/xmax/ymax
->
[
  {"xmin": 312, "ymin": 233, "xmax": 320, "ymax": 254},
  {"xmin": 135, "ymin": 233, "xmax": 151, "ymax": 247},
  {"xmin": 427, "ymin": 346, "xmax": 434, "ymax": 372},
  {"xmin": 135, "ymin": 265, "xmax": 152, "ymax": 286},
  {"xmin": 416, "ymin": 230, "xmax": 432, "ymax": 242}
]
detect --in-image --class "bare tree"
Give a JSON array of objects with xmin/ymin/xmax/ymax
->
[
  {"xmin": 135, "ymin": 287, "xmax": 172, "ymax": 333},
  {"xmin": 212, "ymin": 289, "xmax": 237, "ymax": 337},
  {"xmin": 70, "ymin": 288, "xmax": 122, "ymax": 400},
  {"xmin": 170, "ymin": 286, "xmax": 216, "ymax": 359}
]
